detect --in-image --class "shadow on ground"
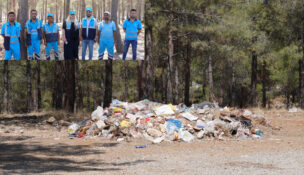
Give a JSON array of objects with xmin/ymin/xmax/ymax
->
[
  {"xmin": 0, "ymin": 136, "xmax": 155, "ymax": 174},
  {"xmin": 0, "ymin": 136, "xmax": 119, "ymax": 174}
]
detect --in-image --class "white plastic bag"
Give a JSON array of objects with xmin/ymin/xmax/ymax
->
[
  {"xmin": 154, "ymin": 105, "xmax": 175, "ymax": 116},
  {"xmin": 91, "ymin": 106, "xmax": 105, "ymax": 121},
  {"xmin": 178, "ymin": 130, "xmax": 194, "ymax": 142},
  {"xmin": 68, "ymin": 123, "xmax": 79, "ymax": 134}
]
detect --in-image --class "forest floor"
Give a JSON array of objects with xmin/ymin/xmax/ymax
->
[
  {"xmin": 0, "ymin": 24, "xmax": 145, "ymax": 60},
  {"xmin": 0, "ymin": 108, "xmax": 303, "ymax": 175}
]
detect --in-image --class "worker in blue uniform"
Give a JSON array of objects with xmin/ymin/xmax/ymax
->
[
  {"xmin": 98, "ymin": 11, "xmax": 117, "ymax": 60},
  {"xmin": 122, "ymin": 9, "xmax": 142, "ymax": 60},
  {"xmin": 80, "ymin": 7, "xmax": 98, "ymax": 60},
  {"xmin": 1, "ymin": 12, "xmax": 21, "ymax": 60},
  {"xmin": 43, "ymin": 13, "xmax": 60, "ymax": 60},
  {"xmin": 25, "ymin": 9, "xmax": 43, "ymax": 60}
]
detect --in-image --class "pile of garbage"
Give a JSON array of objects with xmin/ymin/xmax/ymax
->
[{"xmin": 68, "ymin": 100, "xmax": 270, "ymax": 143}]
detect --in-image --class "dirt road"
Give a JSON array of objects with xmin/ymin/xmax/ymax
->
[{"xmin": 0, "ymin": 109, "xmax": 303, "ymax": 175}]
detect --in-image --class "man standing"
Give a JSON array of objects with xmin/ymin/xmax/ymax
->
[
  {"xmin": 43, "ymin": 13, "xmax": 60, "ymax": 60},
  {"xmin": 98, "ymin": 11, "xmax": 116, "ymax": 60},
  {"xmin": 25, "ymin": 9, "xmax": 43, "ymax": 60},
  {"xmin": 1, "ymin": 12, "xmax": 21, "ymax": 60},
  {"xmin": 122, "ymin": 9, "xmax": 142, "ymax": 61},
  {"xmin": 80, "ymin": 8, "xmax": 98, "ymax": 60}
]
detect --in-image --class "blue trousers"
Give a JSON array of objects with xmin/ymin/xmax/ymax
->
[
  {"xmin": 82, "ymin": 40, "xmax": 94, "ymax": 60},
  {"xmin": 5, "ymin": 42, "xmax": 21, "ymax": 60},
  {"xmin": 98, "ymin": 40, "xmax": 114, "ymax": 60},
  {"xmin": 122, "ymin": 40, "xmax": 137, "ymax": 60},
  {"xmin": 28, "ymin": 39, "xmax": 41, "ymax": 60},
  {"xmin": 45, "ymin": 41, "xmax": 59, "ymax": 60}
]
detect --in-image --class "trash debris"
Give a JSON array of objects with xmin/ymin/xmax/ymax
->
[
  {"xmin": 66, "ymin": 100, "xmax": 271, "ymax": 143},
  {"xmin": 180, "ymin": 112, "xmax": 198, "ymax": 121},
  {"xmin": 136, "ymin": 145, "xmax": 147, "ymax": 148},
  {"xmin": 288, "ymin": 107, "xmax": 298, "ymax": 113},
  {"xmin": 154, "ymin": 105, "xmax": 175, "ymax": 116},
  {"xmin": 68, "ymin": 123, "xmax": 80, "ymax": 134}
]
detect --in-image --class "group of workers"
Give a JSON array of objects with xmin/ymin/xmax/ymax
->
[{"xmin": 1, "ymin": 8, "xmax": 142, "ymax": 60}]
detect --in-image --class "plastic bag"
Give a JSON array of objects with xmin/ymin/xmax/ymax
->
[
  {"xmin": 68, "ymin": 123, "xmax": 79, "ymax": 134},
  {"xmin": 91, "ymin": 106, "xmax": 105, "ymax": 121},
  {"xmin": 154, "ymin": 105, "xmax": 175, "ymax": 116},
  {"xmin": 178, "ymin": 130, "xmax": 194, "ymax": 142}
]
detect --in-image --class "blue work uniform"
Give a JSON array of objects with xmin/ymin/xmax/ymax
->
[
  {"xmin": 1, "ymin": 21, "xmax": 21, "ymax": 60},
  {"xmin": 43, "ymin": 22, "xmax": 59, "ymax": 60},
  {"xmin": 25, "ymin": 19, "xmax": 43, "ymax": 60},
  {"xmin": 81, "ymin": 17, "xmax": 97, "ymax": 60},
  {"xmin": 98, "ymin": 20, "xmax": 116, "ymax": 60},
  {"xmin": 122, "ymin": 18, "xmax": 142, "ymax": 60}
]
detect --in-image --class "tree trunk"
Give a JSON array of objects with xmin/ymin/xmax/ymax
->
[
  {"xmin": 167, "ymin": 28, "xmax": 174, "ymax": 102},
  {"xmin": 111, "ymin": 0, "xmax": 124, "ymax": 53},
  {"xmin": 137, "ymin": 60, "xmax": 145, "ymax": 100},
  {"xmin": 64, "ymin": 0, "xmax": 70, "ymax": 20},
  {"xmin": 251, "ymin": 51, "xmax": 258, "ymax": 107},
  {"xmin": 262, "ymin": 60, "xmax": 267, "ymax": 108},
  {"xmin": 27, "ymin": 60, "xmax": 32, "ymax": 112},
  {"xmin": 65, "ymin": 61, "xmax": 76, "ymax": 112},
  {"xmin": 162, "ymin": 63, "xmax": 167, "ymax": 103},
  {"xmin": 124, "ymin": 61, "xmax": 129, "ymax": 101},
  {"xmin": 144, "ymin": 23, "xmax": 154, "ymax": 100},
  {"xmin": 86, "ymin": 69, "xmax": 90, "ymax": 111},
  {"xmin": 184, "ymin": 42, "xmax": 191, "ymax": 106},
  {"xmin": 100, "ymin": 63, "xmax": 105, "ymax": 107},
  {"xmin": 300, "ymin": 59, "xmax": 303, "ymax": 108},
  {"xmin": 0, "ymin": 1, "xmax": 2, "ymax": 23},
  {"xmin": 55, "ymin": 62, "xmax": 64, "ymax": 109},
  {"xmin": 37, "ymin": 61, "xmax": 41, "ymax": 110},
  {"xmin": 81, "ymin": 0, "xmax": 86, "ymax": 19},
  {"xmin": 300, "ymin": 30, "xmax": 304, "ymax": 108},
  {"xmin": 231, "ymin": 62, "xmax": 236, "ymax": 107},
  {"xmin": 3, "ymin": 61, "xmax": 9, "ymax": 113},
  {"xmin": 208, "ymin": 55, "xmax": 214, "ymax": 102},
  {"xmin": 104, "ymin": 61, "xmax": 113, "ymax": 108},
  {"xmin": 19, "ymin": 0, "xmax": 28, "ymax": 60}
]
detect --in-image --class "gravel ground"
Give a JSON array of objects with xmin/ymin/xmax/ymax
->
[{"xmin": 0, "ymin": 109, "xmax": 303, "ymax": 175}]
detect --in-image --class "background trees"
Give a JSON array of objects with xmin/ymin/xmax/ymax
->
[{"xmin": 1, "ymin": 0, "xmax": 304, "ymax": 114}]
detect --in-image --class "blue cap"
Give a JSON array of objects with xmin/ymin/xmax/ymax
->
[
  {"xmin": 70, "ymin": 10, "xmax": 76, "ymax": 15},
  {"xmin": 86, "ymin": 8, "xmax": 93, "ymax": 12},
  {"xmin": 47, "ymin": 13, "xmax": 54, "ymax": 17}
]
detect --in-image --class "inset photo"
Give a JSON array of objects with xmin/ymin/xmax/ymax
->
[{"xmin": 0, "ymin": 0, "xmax": 144, "ymax": 60}]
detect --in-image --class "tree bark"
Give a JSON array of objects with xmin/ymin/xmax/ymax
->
[
  {"xmin": 124, "ymin": 61, "xmax": 129, "ymax": 101},
  {"xmin": 100, "ymin": 63, "xmax": 105, "ymax": 107},
  {"xmin": 19, "ymin": 0, "xmax": 28, "ymax": 60},
  {"xmin": 184, "ymin": 42, "xmax": 191, "ymax": 106},
  {"xmin": 111, "ymin": 0, "xmax": 124, "ymax": 53},
  {"xmin": 37, "ymin": 61, "xmax": 41, "ymax": 111},
  {"xmin": 104, "ymin": 61, "xmax": 113, "ymax": 108},
  {"xmin": 137, "ymin": 60, "xmax": 145, "ymax": 100},
  {"xmin": 208, "ymin": 55, "xmax": 214, "ymax": 102},
  {"xmin": 64, "ymin": 0, "xmax": 70, "ymax": 20},
  {"xmin": 65, "ymin": 61, "xmax": 76, "ymax": 113},
  {"xmin": 3, "ymin": 61, "xmax": 9, "ymax": 113},
  {"xmin": 251, "ymin": 51, "xmax": 258, "ymax": 107},
  {"xmin": 27, "ymin": 60, "xmax": 32, "ymax": 112},
  {"xmin": 262, "ymin": 60, "xmax": 267, "ymax": 108},
  {"xmin": 144, "ymin": 23, "xmax": 154, "ymax": 100}
]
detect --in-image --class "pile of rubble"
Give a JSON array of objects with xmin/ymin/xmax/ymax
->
[{"xmin": 68, "ymin": 100, "xmax": 270, "ymax": 143}]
